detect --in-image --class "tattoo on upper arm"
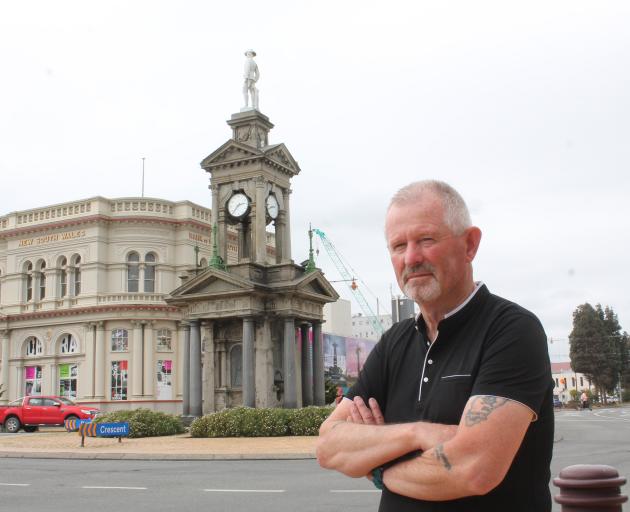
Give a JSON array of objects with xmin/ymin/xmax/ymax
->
[
  {"xmin": 434, "ymin": 444, "xmax": 452, "ymax": 471},
  {"xmin": 465, "ymin": 395, "xmax": 509, "ymax": 427}
]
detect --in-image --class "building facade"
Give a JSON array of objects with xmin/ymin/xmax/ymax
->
[
  {"xmin": 551, "ymin": 361, "xmax": 594, "ymax": 404},
  {"xmin": 0, "ymin": 196, "xmax": 247, "ymax": 412}
]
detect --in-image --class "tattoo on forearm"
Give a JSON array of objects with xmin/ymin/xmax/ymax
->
[
  {"xmin": 434, "ymin": 444, "xmax": 452, "ymax": 471},
  {"xmin": 465, "ymin": 396, "xmax": 509, "ymax": 427}
]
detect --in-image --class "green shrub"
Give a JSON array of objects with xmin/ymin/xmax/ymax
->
[
  {"xmin": 190, "ymin": 406, "xmax": 332, "ymax": 438},
  {"xmin": 95, "ymin": 408, "xmax": 185, "ymax": 438}
]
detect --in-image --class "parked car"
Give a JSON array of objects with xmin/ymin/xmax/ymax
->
[
  {"xmin": 553, "ymin": 395, "xmax": 563, "ymax": 409},
  {"xmin": 0, "ymin": 396, "xmax": 100, "ymax": 433}
]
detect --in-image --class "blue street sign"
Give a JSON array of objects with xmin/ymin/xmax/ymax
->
[{"xmin": 95, "ymin": 422, "xmax": 130, "ymax": 437}]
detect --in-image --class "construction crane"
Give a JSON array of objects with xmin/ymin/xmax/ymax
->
[{"xmin": 312, "ymin": 228, "xmax": 385, "ymax": 337}]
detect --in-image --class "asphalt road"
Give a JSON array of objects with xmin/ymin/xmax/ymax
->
[{"xmin": 1, "ymin": 406, "xmax": 629, "ymax": 512}]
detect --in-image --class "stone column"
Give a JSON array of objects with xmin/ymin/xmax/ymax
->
[
  {"xmin": 242, "ymin": 317, "xmax": 255, "ymax": 407},
  {"xmin": 83, "ymin": 323, "xmax": 96, "ymax": 398},
  {"xmin": 189, "ymin": 319, "xmax": 202, "ymax": 417},
  {"xmin": 255, "ymin": 318, "xmax": 274, "ymax": 408},
  {"xmin": 300, "ymin": 323, "xmax": 313, "ymax": 406},
  {"xmin": 283, "ymin": 318, "xmax": 297, "ymax": 408},
  {"xmin": 47, "ymin": 363, "xmax": 57, "ymax": 395},
  {"xmin": 68, "ymin": 267, "xmax": 76, "ymax": 297},
  {"xmin": 312, "ymin": 321, "xmax": 325, "ymax": 406},
  {"xmin": 282, "ymin": 188, "xmax": 292, "ymax": 262},
  {"xmin": 254, "ymin": 177, "xmax": 267, "ymax": 264},
  {"xmin": 94, "ymin": 322, "xmax": 106, "ymax": 399},
  {"xmin": 143, "ymin": 321, "xmax": 154, "ymax": 397},
  {"xmin": 131, "ymin": 320, "xmax": 144, "ymax": 397},
  {"xmin": 1, "ymin": 330, "xmax": 10, "ymax": 404},
  {"xmin": 219, "ymin": 342, "xmax": 227, "ymax": 387},
  {"xmin": 274, "ymin": 213, "xmax": 285, "ymax": 264},
  {"xmin": 202, "ymin": 321, "xmax": 215, "ymax": 414},
  {"xmin": 180, "ymin": 322, "xmax": 191, "ymax": 416}
]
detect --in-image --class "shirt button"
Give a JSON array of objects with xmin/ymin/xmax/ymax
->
[
  {"xmin": 423, "ymin": 377, "xmax": 429, "ymax": 383},
  {"xmin": 428, "ymin": 359, "xmax": 433, "ymax": 365}
]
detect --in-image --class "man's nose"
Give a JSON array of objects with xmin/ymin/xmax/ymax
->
[{"xmin": 403, "ymin": 241, "xmax": 424, "ymax": 267}]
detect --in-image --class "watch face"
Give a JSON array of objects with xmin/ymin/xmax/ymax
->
[
  {"xmin": 227, "ymin": 192, "xmax": 250, "ymax": 218},
  {"xmin": 266, "ymin": 194, "xmax": 279, "ymax": 219}
]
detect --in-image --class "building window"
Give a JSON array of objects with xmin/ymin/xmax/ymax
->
[
  {"xmin": 572, "ymin": 377, "xmax": 576, "ymax": 387},
  {"xmin": 60, "ymin": 334, "xmax": 78, "ymax": 354},
  {"xmin": 72, "ymin": 255, "xmax": 81, "ymax": 295},
  {"xmin": 25, "ymin": 336, "xmax": 43, "ymax": 356},
  {"xmin": 111, "ymin": 361, "xmax": 128, "ymax": 400},
  {"xmin": 230, "ymin": 345, "xmax": 242, "ymax": 388},
  {"xmin": 25, "ymin": 261, "xmax": 33, "ymax": 301},
  {"xmin": 156, "ymin": 360, "xmax": 172, "ymax": 399},
  {"xmin": 156, "ymin": 329, "xmax": 172, "ymax": 351},
  {"xmin": 555, "ymin": 378, "xmax": 559, "ymax": 387},
  {"xmin": 59, "ymin": 257, "xmax": 68, "ymax": 297},
  {"xmin": 199, "ymin": 257, "xmax": 207, "ymax": 267},
  {"xmin": 25, "ymin": 365, "xmax": 43, "ymax": 396},
  {"xmin": 127, "ymin": 252, "xmax": 140, "ymax": 292},
  {"xmin": 38, "ymin": 260, "xmax": 46, "ymax": 299},
  {"xmin": 144, "ymin": 252, "xmax": 156, "ymax": 292},
  {"xmin": 59, "ymin": 364, "xmax": 78, "ymax": 399},
  {"xmin": 111, "ymin": 329, "xmax": 129, "ymax": 352}
]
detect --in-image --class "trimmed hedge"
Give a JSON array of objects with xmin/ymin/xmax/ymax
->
[
  {"xmin": 190, "ymin": 406, "xmax": 333, "ymax": 438},
  {"xmin": 95, "ymin": 408, "xmax": 185, "ymax": 438}
]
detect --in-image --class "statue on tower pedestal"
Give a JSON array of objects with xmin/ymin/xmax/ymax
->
[{"xmin": 242, "ymin": 49, "xmax": 260, "ymax": 111}]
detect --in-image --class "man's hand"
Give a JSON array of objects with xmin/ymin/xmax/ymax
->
[{"xmin": 347, "ymin": 397, "xmax": 385, "ymax": 425}]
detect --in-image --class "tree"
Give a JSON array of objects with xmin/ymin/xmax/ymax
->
[
  {"xmin": 603, "ymin": 306, "xmax": 629, "ymax": 396},
  {"xmin": 569, "ymin": 303, "xmax": 619, "ymax": 402}
]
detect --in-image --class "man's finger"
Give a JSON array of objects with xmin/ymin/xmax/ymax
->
[
  {"xmin": 353, "ymin": 396, "xmax": 375, "ymax": 424},
  {"xmin": 369, "ymin": 398, "xmax": 385, "ymax": 425},
  {"xmin": 349, "ymin": 402, "xmax": 363, "ymax": 424}
]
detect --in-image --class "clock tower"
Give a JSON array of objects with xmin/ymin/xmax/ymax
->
[{"xmin": 201, "ymin": 109, "xmax": 299, "ymax": 266}]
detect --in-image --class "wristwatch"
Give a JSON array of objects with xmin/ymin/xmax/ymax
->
[{"xmin": 371, "ymin": 466, "xmax": 385, "ymax": 490}]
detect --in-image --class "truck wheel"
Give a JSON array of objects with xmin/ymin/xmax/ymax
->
[
  {"xmin": 65, "ymin": 414, "xmax": 79, "ymax": 423},
  {"xmin": 5, "ymin": 417, "xmax": 21, "ymax": 434},
  {"xmin": 23, "ymin": 426, "xmax": 39, "ymax": 433}
]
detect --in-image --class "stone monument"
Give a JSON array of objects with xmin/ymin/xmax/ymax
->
[{"xmin": 166, "ymin": 54, "xmax": 338, "ymax": 415}]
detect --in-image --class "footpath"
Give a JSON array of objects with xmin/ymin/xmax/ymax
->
[{"xmin": 0, "ymin": 429, "xmax": 317, "ymax": 461}]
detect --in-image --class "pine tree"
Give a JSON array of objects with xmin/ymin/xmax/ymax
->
[{"xmin": 569, "ymin": 303, "xmax": 618, "ymax": 402}]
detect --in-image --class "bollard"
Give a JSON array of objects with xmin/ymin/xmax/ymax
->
[{"xmin": 554, "ymin": 464, "xmax": 627, "ymax": 511}]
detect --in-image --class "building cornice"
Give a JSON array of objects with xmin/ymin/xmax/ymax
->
[
  {"xmin": 4, "ymin": 304, "xmax": 180, "ymax": 323},
  {"xmin": 0, "ymin": 215, "xmax": 212, "ymax": 239}
]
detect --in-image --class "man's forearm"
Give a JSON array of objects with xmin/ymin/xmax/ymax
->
[{"xmin": 316, "ymin": 419, "xmax": 457, "ymax": 479}]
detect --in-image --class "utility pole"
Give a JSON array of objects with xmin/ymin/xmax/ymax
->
[{"xmin": 141, "ymin": 157, "xmax": 146, "ymax": 197}]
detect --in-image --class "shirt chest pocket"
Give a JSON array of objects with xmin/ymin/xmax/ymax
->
[{"xmin": 435, "ymin": 374, "xmax": 473, "ymax": 425}]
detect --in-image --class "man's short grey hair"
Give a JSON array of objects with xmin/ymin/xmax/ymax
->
[{"xmin": 388, "ymin": 180, "xmax": 472, "ymax": 234}]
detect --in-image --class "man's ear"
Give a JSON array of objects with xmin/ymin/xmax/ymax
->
[{"xmin": 464, "ymin": 227, "xmax": 482, "ymax": 262}]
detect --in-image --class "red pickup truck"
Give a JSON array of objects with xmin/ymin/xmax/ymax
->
[{"xmin": 0, "ymin": 396, "xmax": 100, "ymax": 433}]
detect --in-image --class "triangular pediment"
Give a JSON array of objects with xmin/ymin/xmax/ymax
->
[
  {"xmin": 166, "ymin": 268, "xmax": 254, "ymax": 302},
  {"xmin": 292, "ymin": 270, "xmax": 339, "ymax": 301},
  {"xmin": 201, "ymin": 140, "xmax": 262, "ymax": 169},
  {"xmin": 262, "ymin": 144, "xmax": 301, "ymax": 175}
]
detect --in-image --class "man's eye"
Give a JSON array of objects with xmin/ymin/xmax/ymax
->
[
  {"xmin": 391, "ymin": 243, "xmax": 406, "ymax": 253},
  {"xmin": 419, "ymin": 238, "xmax": 435, "ymax": 246}
]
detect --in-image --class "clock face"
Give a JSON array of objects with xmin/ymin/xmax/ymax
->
[
  {"xmin": 266, "ymin": 194, "xmax": 279, "ymax": 219},
  {"xmin": 227, "ymin": 192, "xmax": 250, "ymax": 219}
]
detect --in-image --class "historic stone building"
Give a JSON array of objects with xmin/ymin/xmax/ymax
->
[{"xmin": 0, "ymin": 108, "xmax": 337, "ymax": 415}]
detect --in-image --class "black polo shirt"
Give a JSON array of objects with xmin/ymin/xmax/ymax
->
[{"xmin": 346, "ymin": 285, "xmax": 554, "ymax": 512}]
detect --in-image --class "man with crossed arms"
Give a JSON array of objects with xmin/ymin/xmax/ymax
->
[{"xmin": 317, "ymin": 180, "xmax": 554, "ymax": 511}]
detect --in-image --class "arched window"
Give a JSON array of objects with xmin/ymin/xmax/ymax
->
[
  {"xmin": 38, "ymin": 260, "xmax": 46, "ymax": 299},
  {"xmin": 127, "ymin": 252, "xmax": 140, "ymax": 292},
  {"xmin": 25, "ymin": 336, "xmax": 43, "ymax": 356},
  {"xmin": 111, "ymin": 329, "xmax": 128, "ymax": 352},
  {"xmin": 25, "ymin": 261, "xmax": 33, "ymax": 301},
  {"xmin": 144, "ymin": 252, "xmax": 156, "ymax": 292},
  {"xmin": 230, "ymin": 344, "xmax": 242, "ymax": 388},
  {"xmin": 59, "ymin": 334, "xmax": 78, "ymax": 354},
  {"xmin": 199, "ymin": 257, "xmax": 207, "ymax": 268},
  {"xmin": 59, "ymin": 257, "xmax": 68, "ymax": 297},
  {"xmin": 72, "ymin": 255, "xmax": 81, "ymax": 295},
  {"xmin": 156, "ymin": 329, "xmax": 172, "ymax": 351}
]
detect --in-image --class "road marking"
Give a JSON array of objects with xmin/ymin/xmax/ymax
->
[
  {"xmin": 0, "ymin": 483, "xmax": 30, "ymax": 487},
  {"xmin": 330, "ymin": 489, "xmax": 381, "ymax": 493},
  {"xmin": 82, "ymin": 486, "xmax": 147, "ymax": 490},
  {"xmin": 203, "ymin": 489, "xmax": 285, "ymax": 493}
]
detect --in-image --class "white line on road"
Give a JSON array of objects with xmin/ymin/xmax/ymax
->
[
  {"xmin": 82, "ymin": 486, "xmax": 147, "ymax": 490},
  {"xmin": 330, "ymin": 489, "xmax": 381, "ymax": 493},
  {"xmin": 203, "ymin": 489, "xmax": 285, "ymax": 493},
  {"xmin": 0, "ymin": 483, "xmax": 30, "ymax": 487}
]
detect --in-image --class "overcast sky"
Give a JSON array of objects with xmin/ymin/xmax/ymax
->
[{"xmin": 2, "ymin": 1, "xmax": 629, "ymax": 361}]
